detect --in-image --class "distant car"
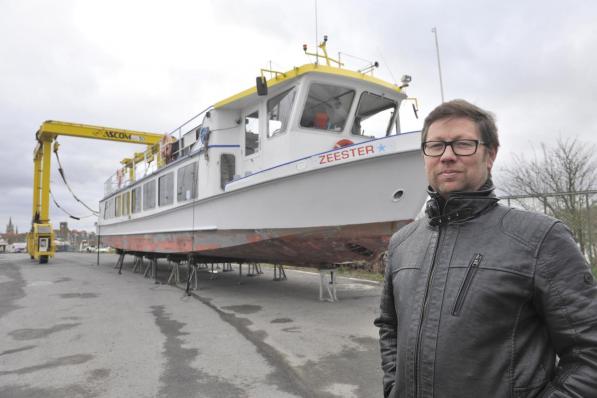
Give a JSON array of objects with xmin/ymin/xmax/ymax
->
[
  {"xmin": 85, "ymin": 246, "xmax": 111, "ymax": 253},
  {"xmin": 11, "ymin": 243, "xmax": 27, "ymax": 253}
]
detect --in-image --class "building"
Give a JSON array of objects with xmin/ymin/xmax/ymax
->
[
  {"xmin": 3, "ymin": 217, "xmax": 21, "ymax": 244},
  {"xmin": 59, "ymin": 222, "xmax": 69, "ymax": 240}
]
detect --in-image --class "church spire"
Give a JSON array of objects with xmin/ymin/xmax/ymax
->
[{"xmin": 6, "ymin": 217, "xmax": 14, "ymax": 234}]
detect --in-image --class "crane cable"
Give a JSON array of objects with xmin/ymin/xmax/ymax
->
[
  {"xmin": 52, "ymin": 141, "xmax": 99, "ymax": 216},
  {"xmin": 49, "ymin": 188, "xmax": 96, "ymax": 220}
]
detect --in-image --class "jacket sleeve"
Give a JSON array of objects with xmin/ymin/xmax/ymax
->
[
  {"xmin": 374, "ymin": 248, "xmax": 398, "ymax": 398},
  {"xmin": 534, "ymin": 222, "xmax": 597, "ymax": 397}
]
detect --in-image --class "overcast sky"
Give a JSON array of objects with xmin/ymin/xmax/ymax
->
[{"xmin": 1, "ymin": 0, "xmax": 596, "ymax": 234}]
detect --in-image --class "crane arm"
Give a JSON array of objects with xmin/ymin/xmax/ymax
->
[
  {"xmin": 29, "ymin": 120, "xmax": 165, "ymax": 263},
  {"xmin": 37, "ymin": 120, "xmax": 164, "ymax": 145}
]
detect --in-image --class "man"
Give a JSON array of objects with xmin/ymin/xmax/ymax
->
[{"xmin": 374, "ymin": 99, "xmax": 597, "ymax": 398}]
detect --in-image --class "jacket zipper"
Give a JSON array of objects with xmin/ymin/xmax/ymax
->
[
  {"xmin": 452, "ymin": 253, "xmax": 483, "ymax": 316},
  {"xmin": 414, "ymin": 228, "xmax": 442, "ymax": 398}
]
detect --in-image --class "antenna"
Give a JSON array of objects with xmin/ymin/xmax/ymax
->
[{"xmin": 377, "ymin": 49, "xmax": 398, "ymax": 85}]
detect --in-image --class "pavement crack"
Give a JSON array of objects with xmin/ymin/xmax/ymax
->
[
  {"xmin": 9, "ymin": 323, "xmax": 81, "ymax": 340},
  {"xmin": 150, "ymin": 305, "xmax": 244, "ymax": 397},
  {"xmin": 0, "ymin": 345, "xmax": 36, "ymax": 357},
  {"xmin": 185, "ymin": 291, "xmax": 322, "ymax": 398},
  {"xmin": 0, "ymin": 354, "xmax": 93, "ymax": 376},
  {"xmin": 0, "ymin": 262, "xmax": 26, "ymax": 319}
]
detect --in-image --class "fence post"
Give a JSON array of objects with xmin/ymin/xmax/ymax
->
[{"xmin": 587, "ymin": 193, "xmax": 594, "ymax": 266}]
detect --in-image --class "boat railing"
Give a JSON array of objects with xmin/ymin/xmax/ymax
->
[
  {"xmin": 165, "ymin": 105, "xmax": 212, "ymax": 148},
  {"xmin": 103, "ymin": 107, "xmax": 212, "ymax": 197}
]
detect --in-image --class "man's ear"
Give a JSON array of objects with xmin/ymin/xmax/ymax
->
[{"xmin": 486, "ymin": 147, "xmax": 498, "ymax": 172}]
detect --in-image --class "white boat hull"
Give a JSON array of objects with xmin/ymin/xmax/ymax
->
[{"xmin": 100, "ymin": 143, "xmax": 426, "ymax": 266}]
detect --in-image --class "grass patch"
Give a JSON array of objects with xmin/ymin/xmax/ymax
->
[{"xmin": 334, "ymin": 266, "xmax": 384, "ymax": 282}]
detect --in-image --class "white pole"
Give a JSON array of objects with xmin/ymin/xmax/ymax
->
[
  {"xmin": 431, "ymin": 27, "xmax": 445, "ymax": 102},
  {"xmin": 315, "ymin": 0, "xmax": 319, "ymax": 64}
]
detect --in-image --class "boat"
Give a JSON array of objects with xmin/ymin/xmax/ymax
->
[{"xmin": 98, "ymin": 38, "xmax": 427, "ymax": 268}]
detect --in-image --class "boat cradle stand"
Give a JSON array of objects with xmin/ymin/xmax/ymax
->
[
  {"xmin": 319, "ymin": 267, "xmax": 338, "ymax": 302},
  {"xmin": 115, "ymin": 251, "xmax": 160, "ymax": 284},
  {"xmin": 246, "ymin": 263, "xmax": 264, "ymax": 277},
  {"xmin": 273, "ymin": 264, "xmax": 287, "ymax": 281},
  {"xmin": 132, "ymin": 255, "xmax": 145, "ymax": 274},
  {"xmin": 115, "ymin": 252, "xmax": 125, "ymax": 274},
  {"xmin": 166, "ymin": 256, "xmax": 183, "ymax": 285},
  {"xmin": 114, "ymin": 252, "xmax": 145, "ymax": 274},
  {"xmin": 185, "ymin": 255, "xmax": 199, "ymax": 296},
  {"xmin": 112, "ymin": 254, "xmax": 343, "ymax": 302},
  {"xmin": 142, "ymin": 255, "xmax": 160, "ymax": 284}
]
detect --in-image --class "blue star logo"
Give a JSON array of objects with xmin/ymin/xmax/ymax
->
[{"xmin": 377, "ymin": 144, "xmax": 386, "ymax": 152}]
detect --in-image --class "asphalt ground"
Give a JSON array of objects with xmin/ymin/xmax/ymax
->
[{"xmin": 0, "ymin": 252, "xmax": 384, "ymax": 398}]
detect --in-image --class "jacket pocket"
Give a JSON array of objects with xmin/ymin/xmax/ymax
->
[{"xmin": 452, "ymin": 253, "xmax": 483, "ymax": 316}]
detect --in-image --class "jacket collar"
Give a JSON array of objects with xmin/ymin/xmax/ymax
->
[{"xmin": 425, "ymin": 179, "xmax": 499, "ymax": 226}]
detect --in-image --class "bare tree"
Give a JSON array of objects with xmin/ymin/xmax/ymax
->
[{"xmin": 499, "ymin": 137, "xmax": 597, "ymax": 270}]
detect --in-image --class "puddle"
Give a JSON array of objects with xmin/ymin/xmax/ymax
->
[
  {"xmin": 59, "ymin": 293, "xmax": 98, "ymax": 299},
  {"xmin": 271, "ymin": 318, "xmax": 293, "ymax": 324}
]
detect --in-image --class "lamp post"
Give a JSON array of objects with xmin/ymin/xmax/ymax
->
[
  {"xmin": 95, "ymin": 222, "xmax": 100, "ymax": 266},
  {"xmin": 431, "ymin": 27, "xmax": 445, "ymax": 103}
]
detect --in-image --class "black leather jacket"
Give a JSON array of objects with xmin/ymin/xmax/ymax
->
[{"xmin": 374, "ymin": 185, "xmax": 597, "ymax": 397}]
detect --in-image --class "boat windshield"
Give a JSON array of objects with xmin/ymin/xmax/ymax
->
[
  {"xmin": 300, "ymin": 83, "xmax": 355, "ymax": 132},
  {"xmin": 351, "ymin": 92, "xmax": 398, "ymax": 138},
  {"xmin": 268, "ymin": 87, "xmax": 296, "ymax": 137}
]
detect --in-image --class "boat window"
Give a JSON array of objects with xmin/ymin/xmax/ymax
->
[
  {"xmin": 300, "ymin": 83, "xmax": 355, "ymax": 132},
  {"xmin": 158, "ymin": 172, "xmax": 174, "ymax": 207},
  {"xmin": 267, "ymin": 87, "xmax": 295, "ymax": 137},
  {"xmin": 122, "ymin": 191, "xmax": 130, "ymax": 216},
  {"xmin": 143, "ymin": 180, "xmax": 156, "ymax": 210},
  {"xmin": 352, "ymin": 92, "xmax": 398, "ymax": 138},
  {"xmin": 245, "ymin": 111, "xmax": 260, "ymax": 156},
  {"xmin": 220, "ymin": 154, "xmax": 236, "ymax": 189},
  {"xmin": 104, "ymin": 198, "xmax": 115, "ymax": 219},
  {"xmin": 115, "ymin": 194, "xmax": 122, "ymax": 217},
  {"xmin": 180, "ymin": 129, "xmax": 198, "ymax": 157},
  {"xmin": 132, "ymin": 186, "xmax": 142, "ymax": 213},
  {"xmin": 177, "ymin": 162, "xmax": 198, "ymax": 202}
]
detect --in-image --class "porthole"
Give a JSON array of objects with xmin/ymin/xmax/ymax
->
[{"xmin": 392, "ymin": 189, "xmax": 404, "ymax": 202}]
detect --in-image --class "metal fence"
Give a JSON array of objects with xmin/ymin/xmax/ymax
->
[{"xmin": 501, "ymin": 190, "xmax": 597, "ymax": 269}]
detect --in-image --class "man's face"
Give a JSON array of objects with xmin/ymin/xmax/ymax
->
[{"xmin": 424, "ymin": 117, "xmax": 497, "ymax": 198}]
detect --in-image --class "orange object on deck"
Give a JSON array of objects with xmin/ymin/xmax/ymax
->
[{"xmin": 314, "ymin": 112, "xmax": 329, "ymax": 129}]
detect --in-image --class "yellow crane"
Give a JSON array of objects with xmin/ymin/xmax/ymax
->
[{"xmin": 28, "ymin": 120, "xmax": 165, "ymax": 263}]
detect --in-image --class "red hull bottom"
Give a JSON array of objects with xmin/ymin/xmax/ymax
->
[{"xmin": 101, "ymin": 221, "xmax": 411, "ymax": 267}]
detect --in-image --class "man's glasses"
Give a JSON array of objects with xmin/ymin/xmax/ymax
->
[{"xmin": 422, "ymin": 139, "xmax": 485, "ymax": 157}]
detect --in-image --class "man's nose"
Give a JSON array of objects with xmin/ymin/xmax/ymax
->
[{"xmin": 440, "ymin": 144, "xmax": 457, "ymax": 161}]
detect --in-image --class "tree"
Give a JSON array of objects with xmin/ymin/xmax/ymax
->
[{"xmin": 499, "ymin": 137, "xmax": 597, "ymax": 273}]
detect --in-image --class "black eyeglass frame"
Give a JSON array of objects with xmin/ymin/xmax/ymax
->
[{"xmin": 421, "ymin": 139, "xmax": 487, "ymax": 157}]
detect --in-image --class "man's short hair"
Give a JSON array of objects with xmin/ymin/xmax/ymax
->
[{"xmin": 421, "ymin": 99, "xmax": 500, "ymax": 151}]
